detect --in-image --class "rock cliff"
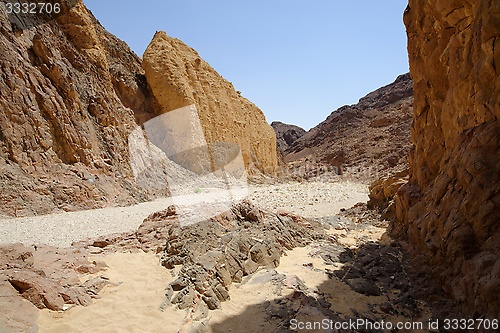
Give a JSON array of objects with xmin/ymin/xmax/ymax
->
[
  {"xmin": 0, "ymin": 1, "xmax": 277, "ymax": 217},
  {"xmin": 395, "ymin": 0, "xmax": 500, "ymax": 316},
  {"xmin": 270, "ymin": 121, "xmax": 305, "ymax": 154},
  {"xmin": 142, "ymin": 31, "xmax": 278, "ymax": 174},
  {"xmin": 285, "ymin": 74, "xmax": 413, "ymax": 180},
  {"xmin": 0, "ymin": 0, "xmax": 157, "ymax": 217}
]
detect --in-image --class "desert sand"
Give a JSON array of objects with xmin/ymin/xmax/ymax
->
[
  {"xmin": 17, "ymin": 180, "xmax": 413, "ymax": 333},
  {"xmin": 0, "ymin": 181, "xmax": 368, "ymax": 248},
  {"xmin": 4, "ymin": 180, "xmax": 430, "ymax": 333}
]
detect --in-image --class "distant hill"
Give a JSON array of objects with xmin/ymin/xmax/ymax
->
[
  {"xmin": 284, "ymin": 74, "xmax": 413, "ymax": 180},
  {"xmin": 270, "ymin": 121, "xmax": 306, "ymax": 154}
]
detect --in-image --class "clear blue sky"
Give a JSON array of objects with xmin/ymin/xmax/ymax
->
[{"xmin": 85, "ymin": 0, "xmax": 409, "ymax": 130}]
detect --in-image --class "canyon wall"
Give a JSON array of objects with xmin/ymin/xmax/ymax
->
[
  {"xmin": 142, "ymin": 31, "xmax": 278, "ymax": 174},
  {"xmin": 0, "ymin": 0, "xmax": 156, "ymax": 217},
  {"xmin": 395, "ymin": 0, "xmax": 499, "ymax": 316},
  {"xmin": 0, "ymin": 1, "xmax": 277, "ymax": 217}
]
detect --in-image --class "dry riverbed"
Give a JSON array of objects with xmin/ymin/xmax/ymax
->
[{"xmin": 2, "ymin": 180, "xmax": 449, "ymax": 333}]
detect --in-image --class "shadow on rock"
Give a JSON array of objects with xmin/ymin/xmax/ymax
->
[{"xmin": 209, "ymin": 239, "xmax": 467, "ymax": 333}]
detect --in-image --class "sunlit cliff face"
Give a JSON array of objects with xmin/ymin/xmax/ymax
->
[{"xmin": 395, "ymin": 0, "xmax": 500, "ymax": 317}]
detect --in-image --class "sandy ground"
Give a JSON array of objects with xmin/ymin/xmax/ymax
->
[
  {"xmin": 37, "ymin": 229, "xmax": 396, "ymax": 333},
  {"xmin": 248, "ymin": 180, "xmax": 368, "ymax": 218},
  {"xmin": 2, "ymin": 180, "xmax": 374, "ymax": 332},
  {"xmin": 37, "ymin": 252, "xmax": 184, "ymax": 333}
]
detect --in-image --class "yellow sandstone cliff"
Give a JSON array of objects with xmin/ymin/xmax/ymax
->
[
  {"xmin": 142, "ymin": 31, "xmax": 278, "ymax": 174},
  {"xmin": 0, "ymin": 2, "xmax": 277, "ymax": 217}
]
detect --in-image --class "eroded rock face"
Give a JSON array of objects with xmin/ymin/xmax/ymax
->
[
  {"xmin": 0, "ymin": 1, "xmax": 164, "ymax": 217},
  {"xmin": 0, "ymin": 2, "xmax": 279, "ymax": 217},
  {"xmin": 395, "ymin": 0, "xmax": 500, "ymax": 316},
  {"xmin": 142, "ymin": 31, "xmax": 279, "ymax": 174}
]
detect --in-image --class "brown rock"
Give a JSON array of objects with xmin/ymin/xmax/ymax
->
[
  {"xmin": 284, "ymin": 74, "xmax": 413, "ymax": 181},
  {"xmin": 395, "ymin": 0, "xmax": 500, "ymax": 317},
  {"xmin": 368, "ymin": 169, "xmax": 409, "ymax": 221},
  {"xmin": 0, "ymin": 243, "xmax": 108, "ymax": 316},
  {"xmin": 0, "ymin": 1, "xmax": 168, "ymax": 217},
  {"xmin": 151, "ymin": 200, "xmax": 324, "ymax": 311},
  {"xmin": 142, "ymin": 31, "xmax": 278, "ymax": 174},
  {"xmin": 270, "ymin": 121, "xmax": 306, "ymax": 154},
  {"xmin": 0, "ymin": 3, "xmax": 280, "ymax": 217}
]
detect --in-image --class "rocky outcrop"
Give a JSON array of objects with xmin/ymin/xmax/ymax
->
[
  {"xmin": 81, "ymin": 200, "xmax": 324, "ymax": 312},
  {"xmin": 271, "ymin": 121, "xmax": 306, "ymax": 154},
  {"xmin": 142, "ymin": 31, "xmax": 278, "ymax": 174},
  {"xmin": 0, "ymin": 1, "xmax": 163, "ymax": 217},
  {"xmin": 0, "ymin": 2, "xmax": 278, "ymax": 217},
  {"xmin": 285, "ymin": 74, "xmax": 413, "ymax": 180},
  {"xmin": 394, "ymin": 0, "xmax": 500, "ymax": 317},
  {"xmin": 368, "ymin": 169, "xmax": 409, "ymax": 221},
  {"xmin": 0, "ymin": 243, "xmax": 108, "ymax": 312}
]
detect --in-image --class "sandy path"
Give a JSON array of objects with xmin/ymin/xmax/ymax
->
[
  {"xmin": 248, "ymin": 181, "xmax": 368, "ymax": 218},
  {"xmin": 0, "ymin": 181, "xmax": 368, "ymax": 247},
  {"xmin": 38, "ymin": 252, "xmax": 184, "ymax": 333},
  {"xmin": 0, "ymin": 197, "xmax": 176, "ymax": 248}
]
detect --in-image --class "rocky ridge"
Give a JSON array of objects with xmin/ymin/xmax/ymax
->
[
  {"xmin": 2, "ymin": 199, "xmax": 466, "ymax": 332},
  {"xmin": 142, "ymin": 31, "xmax": 278, "ymax": 174},
  {"xmin": 0, "ymin": 1, "xmax": 154, "ymax": 217},
  {"xmin": 0, "ymin": 1, "xmax": 278, "ymax": 218},
  {"xmin": 285, "ymin": 74, "xmax": 413, "ymax": 181}
]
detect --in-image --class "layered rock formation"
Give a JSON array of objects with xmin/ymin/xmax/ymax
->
[
  {"xmin": 270, "ymin": 121, "xmax": 306, "ymax": 154},
  {"xmin": 0, "ymin": 1, "xmax": 164, "ymax": 217},
  {"xmin": 142, "ymin": 31, "xmax": 278, "ymax": 174},
  {"xmin": 79, "ymin": 199, "xmax": 323, "ymax": 312},
  {"xmin": 394, "ymin": 0, "xmax": 500, "ymax": 316},
  {"xmin": 0, "ymin": 1, "xmax": 277, "ymax": 217},
  {"xmin": 285, "ymin": 74, "xmax": 413, "ymax": 180}
]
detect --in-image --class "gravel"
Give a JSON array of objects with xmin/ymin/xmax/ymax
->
[{"xmin": 0, "ymin": 181, "xmax": 368, "ymax": 248}]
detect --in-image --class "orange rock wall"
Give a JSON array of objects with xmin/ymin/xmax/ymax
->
[
  {"xmin": 395, "ymin": 0, "xmax": 500, "ymax": 316},
  {"xmin": 142, "ymin": 32, "xmax": 278, "ymax": 174}
]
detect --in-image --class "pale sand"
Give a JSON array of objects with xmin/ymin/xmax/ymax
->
[
  {"xmin": 248, "ymin": 180, "xmax": 368, "ymax": 218},
  {"xmin": 37, "ymin": 234, "xmax": 399, "ymax": 333},
  {"xmin": 0, "ymin": 181, "xmax": 368, "ymax": 247},
  {"xmin": 29, "ymin": 180, "xmax": 373, "ymax": 332},
  {"xmin": 37, "ymin": 252, "xmax": 184, "ymax": 333}
]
